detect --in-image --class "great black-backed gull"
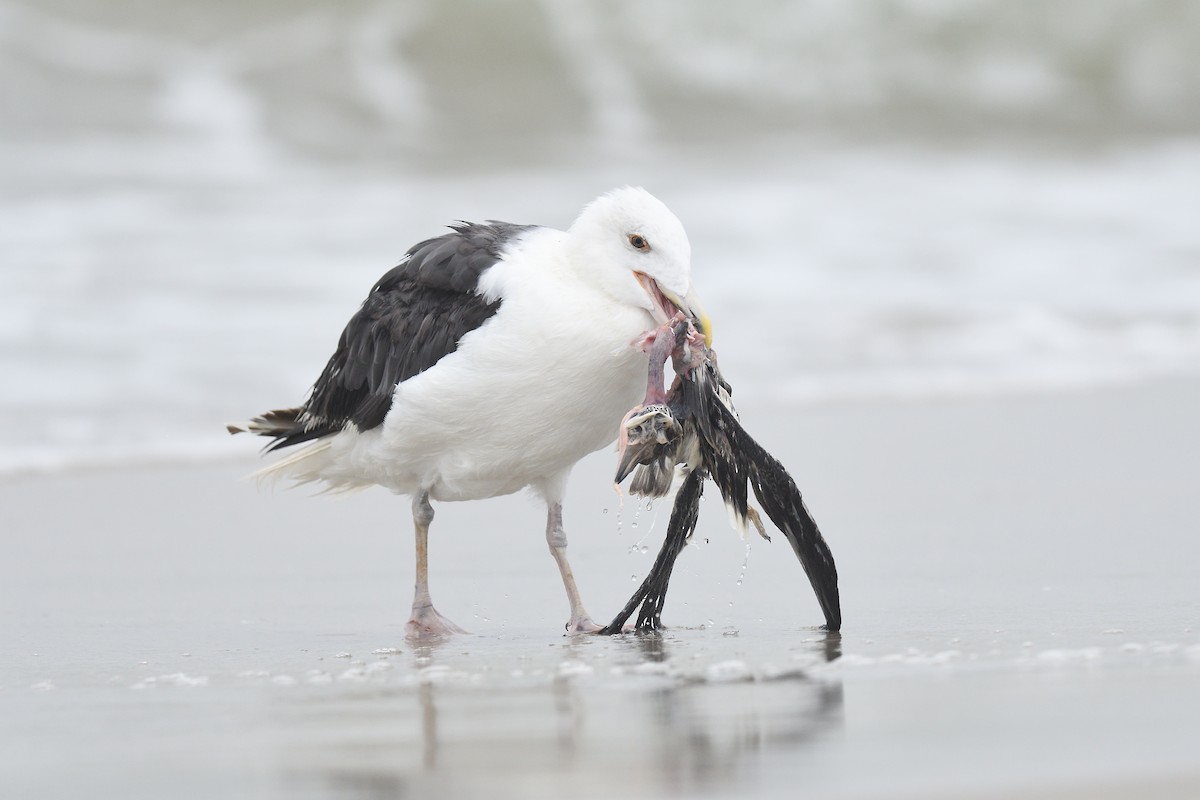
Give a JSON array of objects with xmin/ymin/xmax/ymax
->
[{"xmin": 229, "ymin": 187, "xmax": 710, "ymax": 636}]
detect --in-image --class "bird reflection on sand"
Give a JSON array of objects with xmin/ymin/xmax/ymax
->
[{"xmin": 280, "ymin": 632, "xmax": 843, "ymax": 799}]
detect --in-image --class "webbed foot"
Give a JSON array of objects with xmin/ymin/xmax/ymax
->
[{"xmin": 406, "ymin": 604, "xmax": 468, "ymax": 638}]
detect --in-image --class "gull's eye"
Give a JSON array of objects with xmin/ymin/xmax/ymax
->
[{"xmin": 628, "ymin": 233, "xmax": 650, "ymax": 252}]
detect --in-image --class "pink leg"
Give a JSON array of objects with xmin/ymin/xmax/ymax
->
[
  {"xmin": 546, "ymin": 502, "xmax": 600, "ymax": 633},
  {"xmin": 405, "ymin": 491, "xmax": 467, "ymax": 638}
]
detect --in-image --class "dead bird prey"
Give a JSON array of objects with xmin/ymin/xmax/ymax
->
[{"xmin": 602, "ymin": 315, "xmax": 841, "ymax": 634}]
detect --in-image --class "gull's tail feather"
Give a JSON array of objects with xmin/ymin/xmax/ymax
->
[
  {"xmin": 249, "ymin": 439, "xmax": 335, "ymax": 488},
  {"xmin": 226, "ymin": 407, "xmax": 338, "ymax": 451},
  {"xmin": 226, "ymin": 407, "xmax": 302, "ymax": 438},
  {"xmin": 229, "ymin": 407, "xmax": 365, "ymax": 493}
]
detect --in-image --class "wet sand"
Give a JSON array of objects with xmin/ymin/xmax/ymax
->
[{"xmin": 2, "ymin": 377, "xmax": 1199, "ymax": 799}]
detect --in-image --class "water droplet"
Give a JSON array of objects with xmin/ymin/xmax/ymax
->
[
  {"xmin": 735, "ymin": 541, "xmax": 752, "ymax": 587},
  {"xmin": 639, "ymin": 545, "xmax": 649, "ymax": 555},
  {"xmin": 631, "ymin": 574, "xmax": 637, "ymax": 581},
  {"xmin": 602, "ymin": 508, "xmax": 608, "ymax": 515},
  {"xmin": 631, "ymin": 522, "xmax": 638, "ymax": 529}
]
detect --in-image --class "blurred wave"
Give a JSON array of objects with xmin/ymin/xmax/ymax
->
[
  {"xmin": 4, "ymin": 0, "xmax": 1200, "ymax": 158},
  {"xmin": 2, "ymin": 0, "xmax": 1199, "ymax": 472}
]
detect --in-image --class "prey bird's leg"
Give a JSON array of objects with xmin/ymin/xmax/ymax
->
[
  {"xmin": 546, "ymin": 501, "xmax": 601, "ymax": 633},
  {"xmin": 614, "ymin": 315, "xmax": 691, "ymax": 487},
  {"xmin": 634, "ymin": 313, "xmax": 689, "ymax": 404},
  {"xmin": 641, "ymin": 325, "xmax": 675, "ymax": 405},
  {"xmin": 406, "ymin": 491, "xmax": 467, "ymax": 638},
  {"xmin": 672, "ymin": 322, "xmax": 710, "ymax": 378}
]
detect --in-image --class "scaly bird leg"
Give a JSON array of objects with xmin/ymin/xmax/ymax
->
[
  {"xmin": 545, "ymin": 501, "xmax": 601, "ymax": 633},
  {"xmin": 406, "ymin": 491, "xmax": 467, "ymax": 638},
  {"xmin": 614, "ymin": 315, "xmax": 693, "ymax": 488},
  {"xmin": 628, "ymin": 312, "xmax": 690, "ymax": 404}
]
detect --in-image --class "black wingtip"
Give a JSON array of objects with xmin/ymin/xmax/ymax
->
[
  {"xmin": 599, "ymin": 469, "xmax": 706, "ymax": 635},
  {"xmin": 708, "ymin": 401, "xmax": 843, "ymax": 633}
]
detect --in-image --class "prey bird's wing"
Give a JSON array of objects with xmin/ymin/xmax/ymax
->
[
  {"xmin": 599, "ymin": 468, "xmax": 707, "ymax": 634},
  {"xmin": 712, "ymin": 400, "xmax": 842, "ymax": 631},
  {"xmin": 267, "ymin": 222, "xmax": 532, "ymax": 451},
  {"xmin": 603, "ymin": 332, "xmax": 841, "ymax": 633}
]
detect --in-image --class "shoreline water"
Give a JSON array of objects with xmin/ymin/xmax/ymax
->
[{"xmin": 3, "ymin": 376, "xmax": 1198, "ymax": 798}]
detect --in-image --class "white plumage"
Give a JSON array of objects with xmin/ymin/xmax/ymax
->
[{"xmin": 232, "ymin": 187, "xmax": 709, "ymax": 636}]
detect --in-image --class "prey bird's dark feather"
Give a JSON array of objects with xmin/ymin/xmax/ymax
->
[
  {"xmin": 710, "ymin": 398, "xmax": 841, "ymax": 631},
  {"xmin": 598, "ymin": 469, "xmax": 706, "ymax": 634},
  {"xmin": 603, "ymin": 326, "xmax": 841, "ymax": 634}
]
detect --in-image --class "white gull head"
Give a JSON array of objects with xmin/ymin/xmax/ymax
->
[{"xmin": 566, "ymin": 187, "xmax": 710, "ymax": 345}]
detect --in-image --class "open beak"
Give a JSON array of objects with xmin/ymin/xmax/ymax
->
[{"xmin": 634, "ymin": 273, "xmax": 713, "ymax": 348}]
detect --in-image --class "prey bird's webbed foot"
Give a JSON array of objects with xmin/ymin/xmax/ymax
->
[
  {"xmin": 747, "ymin": 506, "xmax": 770, "ymax": 542},
  {"xmin": 405, "ymin": 603, "xmax": 468, "ymax": 639}
]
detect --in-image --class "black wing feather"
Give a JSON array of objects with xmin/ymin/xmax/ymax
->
[
  {"xmin": 602, "ymin": 353, "xmax": 842, "ymax": 634},
  {"xmin": 260, "ymin": 221, "xmax": 533, "ymax": 451},
  {"xmin": 711, "ymin": 400, "xmax": 842, "ymax": 631},
  {"xmin": 599, "ymin": 468, "xmax": 706, "ymax": 634}
]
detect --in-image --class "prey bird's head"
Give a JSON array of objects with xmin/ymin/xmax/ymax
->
[{"xmin": 569, "ymin": 187, "xmax": 712, "ymax": 347}]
